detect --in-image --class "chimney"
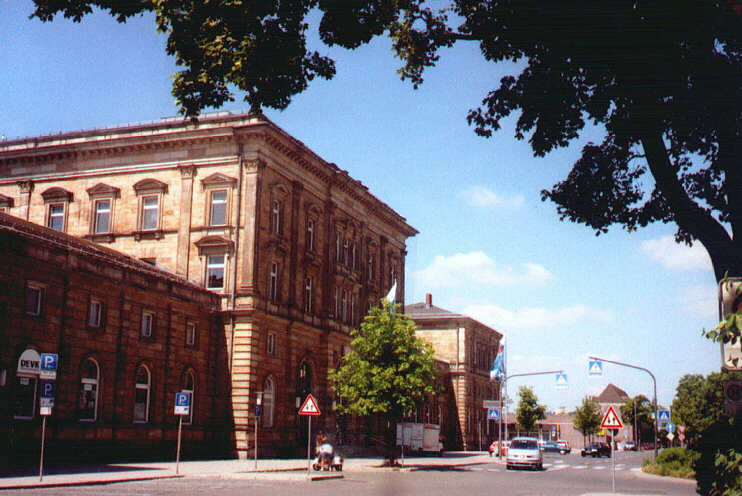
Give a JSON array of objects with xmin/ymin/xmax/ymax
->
[{"xmin": 425, "ymin": 293, "xmax": 432, "ymax": 308}]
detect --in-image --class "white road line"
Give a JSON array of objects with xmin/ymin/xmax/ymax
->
[
  {"xmin": 469, "ymin": 467, "xmax": 484, "ymax": 471},
  {"xmin": 593, "ymin": 466, "xmax": 607, "ymax": 470},
  {"xmin": 572, "ymin": 465, "xmax": 587, "ymax": 469},
  {"xmin": 547, "ymin": 465, "xmax": 569, "ymax": 471},
  {"xmin": 487, "ymin": 468, "xmax": 500, "ymax": 472}
]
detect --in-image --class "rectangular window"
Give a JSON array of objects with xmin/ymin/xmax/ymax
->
[
  {"xmin": 47, "ymin": 203, "xmax": 65, "ymax": 231},
  {"xmin": 14, "ymin": 376, "xmax": 37, "ymax": 419},
  {"xmin": 335, "ymin": 234, "xmax": 341, "ymax": 262},
  {"xmin": 306, "ymin": 220, "xmax": 315, "ymax": 251},
  {"xmin": 269, "ymin": 263, "xmax": 278, "ymax": 302},
  {"xmin": 186, "ymin": 323, "xmax": 196, "ymax": 346},
  {"xmin": 342, "ymin": 290, "xmax": 348, "ymax": 323},
  {"xmin": 141, "ymin": 311, "xmax": 154, "ymax": 337},
  {"xmin": 267, "ymin": 333, "xmax": 276, "ymax": 356},
  {"xmin": 141, "ymin": 195, "xmax": 159, "ymax": 230},
  {"xmin": 133, "ymin": 386, "xmax": 149, "ymax": 423},
  {"xmin": 334, "ymin": 287, "xmax": 339, "ymax": 318},
  {"xmin": 304, "ymin": 277, "xmax": 313, "ymax": 313},
  {"xmin": 94, "ymin": 199, "xmax": 111, "ymax": 234},
  {"xmin": 209, "ymin": 190, "xmax": 227, "ymax": 226},
  {"xmin": 271, "ymin": 201, "xmax": 281, "ymax": 234},
  {"xmin": 343, "ymin": 239, "xmax": 349, "ymax": 266},
  {"xmin": 368, "ymin": 255, "xmax": 374, "ymax": 280},
  {"xmin": 206, "ymin": 255, "xmax": 225, "ymax": 290},
  {"xmin": 25, "ymin": 285, "xmax": 42, "ymax": 316},
  {"xmin": 352, "ymin": 243, "xmax": 358, "ymax": 270},
  {"xmin": 79, "ymin": 380, "xmax": 98, "ymax": 422},
  {"xmin": 88, "ymin": 300, "xmax": 102, "ymax": 328}
]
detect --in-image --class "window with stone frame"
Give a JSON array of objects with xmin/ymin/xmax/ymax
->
[
  {"xmin": 25, "ymin": 282, "xmax": 43, "ymax": 316},
  {"xmin": 0, "ymin": 193, "xmax": 13, "ymax": 214},
  {"xmin": 133, "ymin": 179, "xmax": 167, "ymax": 235},
  {"xmin": 306, "ymin": 218, "xmax": 315, "ymax": 252},
  {"xmin": 304, "ymin": 276, "xmax": 313, "ymax": 314},
  {"xmin": 182, "ymin": 369, "xmax": 195, "ymax": 425},
  {"xmin": 334, "ymin": 286, "xmax": 340, "ymax": 318},
  {"xmin": 88, "ymin": 298, "xmax": 104, "ymax": 329},
  {"xmin": 262, "ymin": 376, "xmax": 275, "ymax": 428},
  {"xmin": 41, "ymin": 187, "xmax": 73, "ymax": 233},
  {"xmin": 200, "ymin": 172, "xmax": 237, "ymax": 227},
  {"xmin": 86, "ymin": 183, "xmax": 120, "ymax": 238},
  {"xmin": 206, "ymin": 254, "xmax": 226, "ymax": 290},
  {"xmin": 185, "ymin": 322, "xmax": 197, "ymax": 347},
  {"xmin": 341, "ymin": 289, "xmax": 348, "ymax": 323},
  {"xmin": 267, "ymin": 332, "xmax": 276, "ymax": 356},
  {"xmin": 271, "ymin": 200, "xmax": 281, "ymax": 235},
  {"xmin": 269, "ymin": 263, "xmax": 279, "ymax": 302},
  {"xmin": 141, "ymin": 310, "xmax": 155, "ymax": 338},
  {"xmin": 133, "ymin": 365, "xmax": 151, "ymax": 423},
  {"xmin": 79, "ymin": 358, "xmax": 100, "ymax": 422}
]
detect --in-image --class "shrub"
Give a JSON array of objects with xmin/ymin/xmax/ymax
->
[{"xmin": 641, "ymin": 447, "xmax": 698, "ymax": 479}]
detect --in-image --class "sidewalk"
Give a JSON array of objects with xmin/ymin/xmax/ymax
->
[{"xmin": 0, "ymin": 452, "xmax": 498, "ymax": 490}]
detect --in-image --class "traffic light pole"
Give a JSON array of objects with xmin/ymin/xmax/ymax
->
[
  {"xmin": 589, "ymin": 356, "xmax": 658, "ymax": 458},
  {"xmin": 498, "ymin": 370, "xmax": 564, "ymax": 451}
]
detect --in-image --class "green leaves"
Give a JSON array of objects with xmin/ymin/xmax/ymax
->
[
  {"xmin": 573, "ymin": 396, "xmax": 601, "ymax": 437},
  {"xmin": 328, "ymin": 301, "xmax": 438, "ymax": 422},
  {"xmin": 515, "ymin": 385, "xmax": 546, "ymax": 433}
]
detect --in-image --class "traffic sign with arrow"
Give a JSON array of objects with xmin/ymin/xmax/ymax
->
[{"xmin": 600, "ymin": 405, "xmax": 624, "ymax": 430}]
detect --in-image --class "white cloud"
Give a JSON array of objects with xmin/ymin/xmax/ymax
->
[
  {"xmin": 412, "ymin": 251, "xmax": 553, "ymax": 289},
  {"xmin": 460, "ymin": 186, "xmax": 525, "ymax": 209},
  {"xmin": 462, "ymin": 303, "xmax": 613, "ymax": 332},
  {"xmin": 640, "ymin": 236, "xmax": 712, "ymax": 271},
  {"xmin": 677, "ymin": 284, "xmax": 718, "ymax": 319}
]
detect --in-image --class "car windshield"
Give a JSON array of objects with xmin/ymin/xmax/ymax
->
[{"xmin": 511, "ymin": 439, "xmax": 538, "ymax": 449}]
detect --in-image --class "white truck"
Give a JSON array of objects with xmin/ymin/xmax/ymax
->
[{"xmin": 396, "ymin": 422, "xmax": 443, "ymax": 455}]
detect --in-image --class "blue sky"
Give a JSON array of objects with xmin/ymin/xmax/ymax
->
[{"xmin": 1, "ymin": 1, "xmax": 723, "ymax": 412}]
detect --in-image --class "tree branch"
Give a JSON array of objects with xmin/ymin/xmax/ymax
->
[{"xmin": 640, "ymin": 130, "xmax": 733, "ymax": 280}]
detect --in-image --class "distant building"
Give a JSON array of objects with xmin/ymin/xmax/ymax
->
[
  {"xmin": 595, "ymin": 383, "xmax": 632, "ymax": 443},
  {"xmin": 405, "ymin": 293, "xmax": 503, "ymax": 450},
  {"xmin": 0, "ymin": 112, "xmax": 417, "ymax": 458}
]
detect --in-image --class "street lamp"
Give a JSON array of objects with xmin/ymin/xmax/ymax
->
[
  {"xmin": 589, "ymin": 356, "xmax": 658, "ymax": 459},
  {"xmin": 255, "ymin": 392, "xmax": 263, "ymax": 470}
]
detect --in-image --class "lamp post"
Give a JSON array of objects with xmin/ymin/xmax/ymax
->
[
  {"xmin": 498, "ymin": 369, "xmax": 565, "ymax": 452},
  {"xmin": 255, "ymin": 392, "xmax": 262, "ymax": 470},
  {"xmin": 589, "ymin": 356, "xmax": 658, "ymax": 459}
]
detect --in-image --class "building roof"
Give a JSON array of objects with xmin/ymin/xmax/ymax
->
[
  {"xmin": 596, "ymin": 383, "xmax": 631, "ymax": 404},
  {"xmin": 404, "ymin": 302, "xmax": 467, "ymax": 319},
  {"xmin": 0, "ymin": 211, "xmax": 211, "ymax": 295}
]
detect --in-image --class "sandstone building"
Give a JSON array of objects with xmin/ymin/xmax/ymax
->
[
  {"xmin": 405, "ymin": 294, "xmax": 503, "ymax": 450},
  {"xmin": 0, "ymin": 212, "xmax": 226, "ymax": 465},
  {"xmin": 0, "ymin": 112, "xmax": 417, "ymax": 457}
]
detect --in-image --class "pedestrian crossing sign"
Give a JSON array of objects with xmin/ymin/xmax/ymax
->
[
  {"xmin": 555, "ymin": 373, "xmax": 568, "ymax": 390},
  {"xmin": 588, "ymin": 360, "xmax": 603, "ymax": 376}
]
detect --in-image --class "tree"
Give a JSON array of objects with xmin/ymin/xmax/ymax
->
[
  {"xmin": 328, "ymin": 301, "xmax": 437, "ymax": 464},
  {"xmin": 31, "ymin": 1, "xmax": 742, "ymax": 280},
  {"xmin": 573, "ymin": 396, "xmax": 602, "ymax": 445},
  {"xmin": 515, "ymin": 386, "xmax": 546, "ymax": 434},
  {"xmin": 620, "ymin": 394, "xmax": 653, "ymax": 445}
]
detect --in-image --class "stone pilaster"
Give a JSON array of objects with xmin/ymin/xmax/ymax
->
[
  {"xmin": 287, "ymin": 181, "xmax": 302, "ymax": 309},
  {"xmin": 321, "ymin": 201, "xmax": 335, "ymax": 320},
  {"xmin": 239, "ymin": 159, "xmax": 265, "ymax": 295},
  {"xmin": 176, "ymin": 166, "xmax": 195, "ymax": 276},
  {"xmin": 17, "ymin": 180, "xmax": 34, "ymax": 221}
]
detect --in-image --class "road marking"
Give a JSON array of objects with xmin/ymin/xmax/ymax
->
[
  {"xmin": 469, "ymin": 467, "xmax": 484, "ymax": 471},
  {"xmin": 547, "ymin": 465, "xmax": 569, "ymax": 471},
  {"xmin": 593, "ymin": 466, "xmax": 607, "ymax": 470},
  {"xmin": 487, "ymin": 468, "xmax": 500, "ymax": 472},
  {"xmin": 572, "ymin": 465, "xmax": 587, "ymax": 469}
]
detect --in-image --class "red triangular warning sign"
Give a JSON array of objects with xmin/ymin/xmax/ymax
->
[
  {"xmin": 600, "ymin": 405, "xmax": 624, "ymax": 430},
  {"xmin": 298, "ymin": 393, "xmax": 321, "ymax": 416}
]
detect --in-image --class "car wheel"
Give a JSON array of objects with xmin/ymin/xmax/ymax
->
[{"xmin": 506, "ymin": 465, "xmax": 512, "ymax": 470}]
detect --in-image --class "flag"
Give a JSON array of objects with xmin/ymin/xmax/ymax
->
[
  {"xmin": 490, "ymin": 342, "xmax": 505, "ymax": 382},
  {"xmin": 384, "ymin": 282, "xmax": 397, "ymax": 303}
]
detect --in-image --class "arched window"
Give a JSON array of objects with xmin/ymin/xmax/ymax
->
[
  {"xmin": 182, "ymin": 370, "xmax": 195, "ymax": 425},
  {"xmin": 79, "ymin": 358, "xmax": 100, "ymax": 422},
  {"xmin": 133, "ymin": 365, "xmax": 151, "ymax": 423},
  {"xmin": 262, "ymin": 376, "xmax": 275, "ymax": 428}
]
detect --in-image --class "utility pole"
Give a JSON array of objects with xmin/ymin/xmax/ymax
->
[{"xmin": 589, "ymin": 356, "xmax": 658, "ymax": 459}]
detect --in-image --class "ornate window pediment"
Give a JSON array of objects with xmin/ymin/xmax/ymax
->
[
  {"xmin": 200, "ymin": 172, "xmax": 237, "ymax": 188},
  {"xmin": 86, "ymin": 183, "xmax": 120, "ymax": 199},
  {"xmin": 133, "ymin": 178, "xmax": 168, "ymax": 194},
  {"xmin": 41, "ymin": 187, "xmax": 73, "ymax": 202},
  {"xmin": 195, "ymin": 234, "xmax": 234, "ymax": 256}
]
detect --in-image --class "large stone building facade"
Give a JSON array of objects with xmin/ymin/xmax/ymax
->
[
  {"xmin": 405, "ymin": 294, "xmax": 503, "ymax": 450},
  {"xmin": 0, "ymin": 212, "xmax": 226, "ymax": 466},
  {"xmin": 0, "ymin": 112, "xmax": 417, "ymax": 457}
]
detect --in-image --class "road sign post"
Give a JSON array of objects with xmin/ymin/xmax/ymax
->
[
  {"xmin": 38, "ymin": 356, "xmax": 57, "ymax": 483},
  {"xmin": 600, "ymin": 406, "xmax": 624, "ymax": 494},
  {"xmin": 174, "ymin": 392, "xmax": 191, "ymax": 475},
  {"xmin": 298, "ymin": 394, "xmax": 321, "ymax": 478}
]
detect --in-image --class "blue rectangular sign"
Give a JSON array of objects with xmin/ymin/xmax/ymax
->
[
  {"xmin": 488, "ymin": 408, "xmax": 500, "ymax": 421},
  {"xmin": 40, "ymin": 353, "xmax": 58, "ymax": 380},
  {"xmin": 174, "ymin": 392, "xmax": 191, "ymax": 415},
  {"xmin": 40, "ymin": 380, "xmax": 55, "ymax": 399},
  {"xmin": 658, "ymin": 410, "xmax": 671, "ymax": 423}
]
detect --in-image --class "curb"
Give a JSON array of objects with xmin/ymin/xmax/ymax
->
[{"xmin": 0, "ymin": 474, "xmax": 183, "ymax": 491}]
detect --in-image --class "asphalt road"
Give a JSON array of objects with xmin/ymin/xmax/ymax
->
[{"xmin": 4, "ymin": 452, "xmax": 696, "ymax": 496}]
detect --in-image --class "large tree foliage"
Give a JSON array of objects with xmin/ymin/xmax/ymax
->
[
  {"xmin": 31, "ymin": 1, "xmax": 742, "ymax": 280},
  {"xmin": 573, "ymin": 396, "xmax": 602, "ymax": 444},
  {"xmin": 328, "ymin": 301, "xmax": 437, "ymax": 462},
  {"xmin": 515, "ymin": 385, "xmax": 546, "ymax": 434},
  {"xmin": 620, "ymin": 394, "xmax": 654, "ymax": 444}
]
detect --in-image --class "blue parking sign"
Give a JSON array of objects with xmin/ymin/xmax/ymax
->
[
  {"xmin": 40, "ymin": 353, "xmax": 58, "ymax": 380},
  {"xmin": 40, "ymin": 380, "xmax": 55, "ymax": 399},
  {"xmin": 174, "ymin": 392, "xmax": 191, "ymax": 415}
]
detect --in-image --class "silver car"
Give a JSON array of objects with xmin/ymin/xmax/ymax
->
[{"xmin": 506, "ymin": 437, "xmax": 543, "ymax": 470}]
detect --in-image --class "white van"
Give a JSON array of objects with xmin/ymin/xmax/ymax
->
[{"xmin": 506, "ymin": 437, "xmax": 543, "ymax": 470}]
